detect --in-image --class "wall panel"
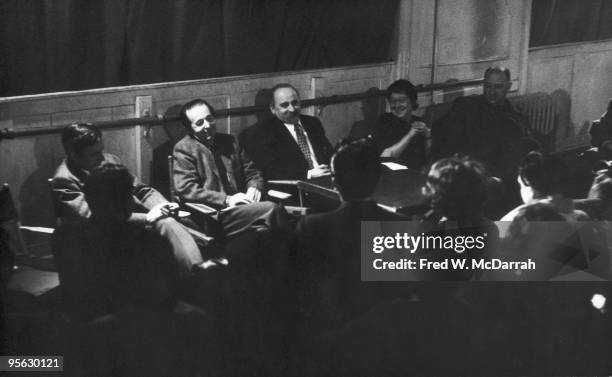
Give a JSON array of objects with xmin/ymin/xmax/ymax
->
[{"xmin": 527, "ymin": 40, "xmax": 612, "ymax": 149}]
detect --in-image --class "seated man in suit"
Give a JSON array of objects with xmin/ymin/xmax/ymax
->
[
  {"xmin": 52, "ymin": 123, "xmax": 205, "ymax": 277},
  {"xmin": 241, "ymin": 83, "xmax": 334, "ymax": 181},
  {"xmin": 173, "ymin": 99, "xmax": 286, "ymax": 238}
]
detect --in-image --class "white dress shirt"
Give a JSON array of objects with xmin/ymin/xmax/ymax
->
[{"xmin": 283, "ymin": 122, "xmax": 320, "ymax": 168}]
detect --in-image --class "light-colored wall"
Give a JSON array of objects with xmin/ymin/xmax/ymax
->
[
  {"xmin": 404, "ymin": 0, "xmax": 532, "ymax": 103},
  {"xmin": 0, "ymin": 64, "xmax": 392, "ymax": 227},
  {"xmin": 0, "ymin": 0, "xmax": 571, "ymax": 232},
  {"xmin": 526, "ymin": 39, "xmax": 612, "ymax": 150}
]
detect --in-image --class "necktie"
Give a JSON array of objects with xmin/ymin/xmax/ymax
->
[{"xmin": 294, "ymin": 123, "xmax": 314, "ymax": 169}]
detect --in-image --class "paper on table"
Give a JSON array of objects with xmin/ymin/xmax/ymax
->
[{"xmin": 381, "ymin": 162, "xmax": 408, "ymax": 170}]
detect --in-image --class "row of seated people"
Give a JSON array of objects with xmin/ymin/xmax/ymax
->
[
  {"xmin": 49, "ymin": 117, "xmax": 611, "ymax": 375},
  {"xmin": 47, "ymin": 65, "xmax": 610, "ymax": 375}
]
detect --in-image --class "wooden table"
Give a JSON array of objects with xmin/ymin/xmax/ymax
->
[{"xmin": 296, "ymin": 166, "xmax": 427, "ymax": 213}]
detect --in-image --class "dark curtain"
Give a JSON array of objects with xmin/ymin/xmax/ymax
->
[
  {"xmin": 530, "ymin": 0, "xmax": 612, "ymax": 47},
  {"xmin": 0, "ymin": 0, "xmax": 398, "ymax": 97}
]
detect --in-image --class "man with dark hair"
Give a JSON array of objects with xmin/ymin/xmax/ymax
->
[
  {"xmin": 173, "ymin": 99, "xmax": 286, "ymax": 237},
  {"xmin": 431, "ymin": 66, "xmax": 538, "ymax": 214},
  {"xmin": 52, "ymin": 164, "xmax": 213, "ymax": 376},
  {"xmin": 53, "ymin": 163, "xmax": 180, "ymax": 320},
  {"xmin": 241, "ymin": 83, "xmax": 333, "ymax": 181},
  {"xmin": 501, "ymin": 151, "xmax": 588, "ymax": 222},
  {"xmin": 371, "ymin": 79, "xmax": 430, "ymax": 170},
  {"xmin": 52, "ymin": 123, "xmax": 205, "ymax": 277}
]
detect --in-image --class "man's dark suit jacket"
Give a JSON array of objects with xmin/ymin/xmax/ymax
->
[{"xmin": 241, "ymin": 115, "xmax": 333, "ymax": 181}]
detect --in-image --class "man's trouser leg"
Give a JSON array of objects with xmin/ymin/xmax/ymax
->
[{"xmin": 154, "ymin": 217, "xmax": 203, "ymax": 278}]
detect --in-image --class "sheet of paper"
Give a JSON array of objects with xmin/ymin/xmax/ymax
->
[
  {"xmin": 381, "ymin": 162, "xmax": 408, "ymax": 171},
  {"xmin": 20, "ymin": 226, "xmax": 54, "ymax": 234},
  {"xmin": 268, "ymin": 189, "xmax": 292, "ymax": 200}
]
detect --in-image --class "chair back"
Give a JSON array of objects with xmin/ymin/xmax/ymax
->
[
  {"xmin": 167, "ymin": 155, "xmax": 179, "ymax": 203},
  {"xmin": 47, "ymin": 178, "xmax": 66, "ymax": 226},
  {"xmin": 0, "ymin": 183, "xmax": 28, "ymax": 276}
]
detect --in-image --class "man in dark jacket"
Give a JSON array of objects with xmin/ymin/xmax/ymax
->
[
  {"xmin": 241, "ymin": 84, "xmax": 333, "ymax": 181},
  {"xmin": 431, "ymin": 66, "xmax": 538, "ymax": 215}
]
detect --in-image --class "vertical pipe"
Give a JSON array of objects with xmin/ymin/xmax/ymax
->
[
  {"xmin": 430, "ymin": 0, "xmax": 440, "ymax": 88},
  {"xmin": 430, "ymin": 0, "xmax": 440, "ymax": 104}
]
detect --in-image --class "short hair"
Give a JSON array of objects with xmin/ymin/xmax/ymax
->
[
  {"xmin": 484, "ymin": 66, "xmax": 511, "ymax": 82},
  {"xmin": 425, "ymin": 156, "xmax": 489, "ymax": 220},
  {"xmin": 179, "ymin": 99, "xmax": 216, "ymax": 134},
  {"xmin": 331, "ymin": 138, "xmax": 381, "ymax": 201},
  {"xmin": 84, "ymin": 163, "xmax": 134, "ymax": 218},
  {"xmin": 386, "ymin": 79, "xmax": 418, "ymax": 110},
  {"xmin": 269, "ymin": 83, "xmax": 300, "ymax": 107},
  {"xmin": 518, "ymin": 151, "xmax": 564, "ymax": 195},
  {"xmin": 61, "ymin": 123, "xmax": 102, "ymax": 157}
]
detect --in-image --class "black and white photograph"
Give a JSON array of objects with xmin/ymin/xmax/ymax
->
[{"xmin": 1, "ymin": 0, "xmax": 612, "ymax": 375}]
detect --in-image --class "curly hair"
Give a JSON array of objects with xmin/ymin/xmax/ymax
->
[{"xmin": 425, "ymin": 156, "xmax": 489, "ymax": 220}]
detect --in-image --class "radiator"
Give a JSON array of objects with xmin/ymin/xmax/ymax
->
[{"xmin": 510, "ymin": 92, "xmax": 558, "ymax": 151}]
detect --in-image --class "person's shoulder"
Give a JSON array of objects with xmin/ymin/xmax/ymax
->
[
  {"xmin": 248, "ymin": 117, "xmax": 283, "ymax": 139},
  {"xmin": 452, "ymin": 95, "xmax": 482, "ymax": 108},
  {"xmin": 52, "ymin": 159, "xmax": 71, "ymax": 181},
  {"xmin": 253, "ymin": 116, "xmax": 280, "ymax": 130},
  {"xmin": 173, "ymin": 135, "xmax": 195, "ymax": 152},
  {"xmin": 500, "ymin": 204, "xmax": 526, "ymax": 222},
  {"xmin": 102, "ymin": 153, "xmax": 122, "ymax": 164},
  {"xmin": 300, "ymin": 114, "xmax": 324, "ymax": 127}
]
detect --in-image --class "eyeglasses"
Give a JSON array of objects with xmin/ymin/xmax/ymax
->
[
  {"xmin": 194, "ymin": 115, "xmax": 216, "ymax": 126},
  {"xmin": 388, "ymin": 98, "xmax": 410, "ymax": 106}
]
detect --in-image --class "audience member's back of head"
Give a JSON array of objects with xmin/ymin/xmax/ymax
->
[
  {"xmin": 84, "ymin": 163, "xmax": 134, "ymax": 222},
  {"xmin": 331, "ymin": 138, "xmax": 381, "ymax": 201},
  {"xmin": 501, "ymin": 202, "xmax": 573, "ymax": 279},
  {"xmin": 425, "ymin": 156, "xmax": 489, "ymax": 221},
  {"xmin": 61, "ymin": 122, "xmax": 102, "ymax": 157},
  {"xmin": 518, "ymin": 151, "xmax": 565, "ymax": 197}
]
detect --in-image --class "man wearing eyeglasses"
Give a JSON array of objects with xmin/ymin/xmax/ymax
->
[
  {"xmin": 241, "ymin": 83, "xmax": 333, "ymax": 181},
  {"xmin": 431, "ymin": 66, "xmax": 538, "ymax": 216}
]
